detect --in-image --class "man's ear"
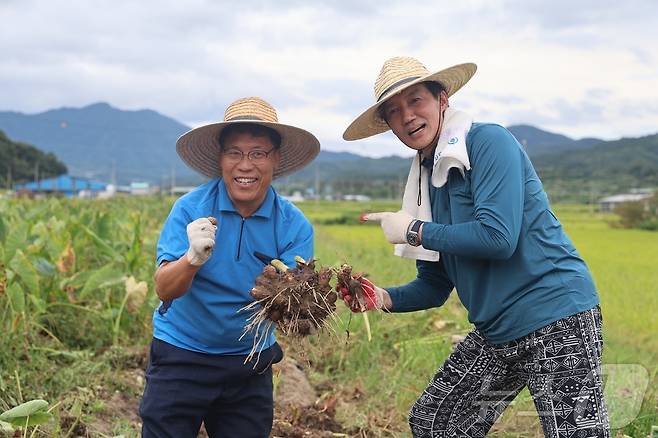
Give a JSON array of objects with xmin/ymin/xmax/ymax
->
[
  {"xmin": 439, "ymin": 90, "xmax": 449, "ymax": 112},
  {"xmin": 272, "ymin": 149, "xmax": 282, "ymax": 170}
]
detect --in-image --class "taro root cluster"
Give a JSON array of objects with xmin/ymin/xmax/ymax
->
[{"xmin": 241, "ymin": 257, "xmax": 337, "ymax": 360}]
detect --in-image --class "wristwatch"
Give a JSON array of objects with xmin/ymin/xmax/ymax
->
[{"xmin": 406, "ymin": 220, "xmax": 423, "ymax": 247}]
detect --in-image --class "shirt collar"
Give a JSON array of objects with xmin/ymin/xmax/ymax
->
[
  {"xmin": 217, "ymin": 179, "xmax": 276, "ymax": 219},
  {"xmin": 421, "ymin": 157, "xmax": 434, "ymax": 170}
]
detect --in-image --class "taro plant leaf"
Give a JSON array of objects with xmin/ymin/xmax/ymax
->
[
  {"xmin": 0, "ymin": 263, "xmax": 6, "ymax": 296},
  {"xmin": 30, "ymin": 221, "xmax": 49, "ymax": 243},
  {"xmin": 3, "ymin": 411, "xmax": 52, "ymax": 427},
  {"xmin": 0, "ymin": 399, "xmax": 48, "ymax": 421},
  {"xmin": 3, "ymin": 222, "xmax": 28, "ymax": 263},
  {"xmin": 55, "ymin": 242, "xmax": 76, "ymax": 273},
  {"xmin": 43, "ymin": 218, "xmax": 70, "ymax": 261},
  {"xmin": 126, "ymin": 214, "xmax": 143, "ymax": 272},
  {"xmin": 28, "ymin": 294, "xmax": 47, "ymax": 315},
  {"xmin": 95, "ymin": 212, "xmax": 113, "ymax": 240},
  {"xmin": 59, "ymin": 270, "xmax": 93, "ymax": 295},
  {"xmin": 0, "ymin": 215, "xmax": 6, "ymax": 244},
  {"xmin": 0, "ymin": 419, "xmax": 13, "ymax": 433},
  {"xmin": 70, "ymin": 397, "xmax": 83, "ymax": 418},
  {"xmin": 79, "ymin": 264, "xmax": 125, "ymax": 299},
  {"xmin": 6, "ymin": 282, "xmax": 25, "ymax": 313},
  {"xmin": 125, "ymin": 276, "xmax": 148, "ymax": 314},
  {"xmin": 78, "ymin": 222, "xmax": 122, "ymax": 263},
  {"xmin": 8, "ymin": 250, "xmax": 39, "ymax": 296},
  {"xmin": 34, "ymin": 257, "xmax": 56, "ymax": 277}
]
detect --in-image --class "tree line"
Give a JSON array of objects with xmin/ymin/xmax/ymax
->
[{"xmin": 0, "ymin": 130, "xmax": 67, "ymax": 188}]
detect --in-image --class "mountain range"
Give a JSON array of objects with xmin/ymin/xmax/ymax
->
[
  {"xmin": 0, "ymin": 103, "xmax": 656, "ymax": 199},
  {"xmin": 0, "ymin": 103, "xmax": 193, "ymax": 184}
]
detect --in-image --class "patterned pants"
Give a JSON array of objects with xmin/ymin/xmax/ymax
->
[{"xmin": 409, "ymin": 306, "xmax": 610, "ymax": 437}]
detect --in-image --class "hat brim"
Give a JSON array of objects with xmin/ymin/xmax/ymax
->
[
  {"xmin": 176, "ymin": 120, "xmax": 320, "ymax": 179},
  {"xmin": 343, "ymin": 63, "xmax": 477, "ymax": 141}
]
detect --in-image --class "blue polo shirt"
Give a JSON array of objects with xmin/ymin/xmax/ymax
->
[
  {"xmin": 387, "ymin": 124, "xmax": 599, "ymax": 344},
  {"xmin": 153, "ymin": 179, "xmax": 314, "ymax": 354}
]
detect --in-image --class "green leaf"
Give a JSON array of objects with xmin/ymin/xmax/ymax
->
[
  {"xmin": 34, "ymin": 257, "xmax": 56, "ymax": 277},
  {"xmin": 4, "ymin": 411, "xmax": 52, "ymax": 427},
  {"xmin": 42, "ymin": 217, "xmax": 69, "ymax": 261},
  {"xmin": 59, "ymin": 270, "xmax": 93, "ymax": 292},
  {"xmin": 28, "ymin": 294, "xmax": 47, "ymax": 315},
  {"xmin": 126, "ymin": 214, "xmax": 143, "ymax": 272},
  {"xmin": 95, "ymin": 212, "xmax": 113, "ymax": 240},
  {"xmin": 8, "ymin": 250, "xmax": 40, "ymax": 296},
  {"xmin": 6, "ymin": 281, "xmax": 25, "ymax": 313},
  {"xmin": 78, "ymin": 222, "xmax": 122, "ymax": 262},
  {"xmin": 79, "ymin": 264, "xmax": 124, "ymax": 299},
  {"xmin": 0, "ymin": 419, "xmax": 13, "ymax": 433},
  {"xmin": 0, "ymin": 399, "xmax": 48, "ymax": 420},
  {"xmin": 70, "ymin": 398, "xmax": 83, "ymax": 418},
  {"xmin": 3, "ymin": 222, "xmax": 28, "ymax": 263},
  {"xmin": 0, "ymin": 215, "xmax": 6, "ymax": 244}
]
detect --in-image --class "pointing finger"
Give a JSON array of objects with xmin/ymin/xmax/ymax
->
[{"xmin": 361, "ymin": 212, "xmax": 392, "ymax": 222}]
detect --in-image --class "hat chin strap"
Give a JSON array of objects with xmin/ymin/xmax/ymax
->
[
  {"xmin": 415, "ymin": 105, "xmax": 446, "ymax": 207},
  {"xmin": 420, "ymin": 105, "xmax": 445, "ymax": 159}
]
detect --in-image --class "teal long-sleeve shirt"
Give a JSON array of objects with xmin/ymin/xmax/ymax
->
[{"xmin": 387, "ymin": 123, "xmax": 599, "ymax": 344}]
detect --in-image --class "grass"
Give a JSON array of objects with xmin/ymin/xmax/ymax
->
[
  {"xmin": 296, "ymin": 201, "xmax": 658, "ymax": 437},
  {"xmin": 0, "ymin": 198, "xmax": 656, "ymax": 437}
]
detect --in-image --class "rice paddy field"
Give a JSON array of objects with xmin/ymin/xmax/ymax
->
[{"xmin": 0, "ymin": 196, "xmax": 656, "ymax": 437}]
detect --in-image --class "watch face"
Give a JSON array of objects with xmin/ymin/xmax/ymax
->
[{"xmin": 407, "ymin": 232, "xmax": 420, "ymax": 247}]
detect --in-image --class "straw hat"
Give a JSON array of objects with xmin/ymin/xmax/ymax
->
[
  {"xmin": 176, "ymin": 97, "xmax": 320, "ymax": 179},
  {"xmin": 343, "ymin": 57, "xmax": 477, "ymax": 140}
]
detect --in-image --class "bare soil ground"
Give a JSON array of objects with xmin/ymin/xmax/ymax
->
[{"xmin": 69, "ymin": 346, "xmax": 350, "ymax": 437}]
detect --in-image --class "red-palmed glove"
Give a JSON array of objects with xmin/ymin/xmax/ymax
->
[{"xmin": 336, "ymin": 275, "xmax": 385, "ymax": 312}]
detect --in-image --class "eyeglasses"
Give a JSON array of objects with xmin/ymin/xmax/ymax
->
[{"xmin": 221, "ymin": 148, "xmax": 276, "ymax": 165}]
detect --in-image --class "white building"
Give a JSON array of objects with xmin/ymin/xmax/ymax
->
[
  {"xmin": 283, "ymin": 191, "xmax": 305, "ymax": 203},
  {"xmin": 599, "ymin": 191, "xmax": 654, "ymax": 213}
]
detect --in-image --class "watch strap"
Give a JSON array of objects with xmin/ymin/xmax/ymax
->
[
  {"xmin": 406, "ymin": 220, "xmax": 423, "ymax": 246},
  {"xmin": 409, "ymin": 219, "xmax": 422, "ymax": 233}
]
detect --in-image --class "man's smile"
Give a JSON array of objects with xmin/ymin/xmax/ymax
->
[
  {"xmin": 234, "ymin": 176, "xmax": 258, "ymax": 186},
  {"xmin": 408, "ymin": 124, "xmax": 426, "ymax": 137}
]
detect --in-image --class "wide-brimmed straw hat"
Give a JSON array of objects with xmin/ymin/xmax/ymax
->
[
  {"xmin": 343, "ymin": 57, "xmax": 477, "ymax": 140},
  {"xmin": 176, "ymin": 97, "xmax": 320, "ymax": 179}
]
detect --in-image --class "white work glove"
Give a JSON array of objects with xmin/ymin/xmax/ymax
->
[
  {"xmin": 361, "ymin": 210, "xmax": 415, "ymax": 244},
  {"xmin": 185, "ymin": 217, "xmax": 218, "ymax": 266}
]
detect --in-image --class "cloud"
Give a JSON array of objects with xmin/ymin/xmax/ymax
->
[{"xmin": 1, "ymin": 0, "xmax": 658, "ymax": 155}]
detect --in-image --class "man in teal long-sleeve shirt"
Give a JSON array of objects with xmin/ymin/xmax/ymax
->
[{"xmin": 340, "ymin": 56, "xmax": 610, "ymax": 438}]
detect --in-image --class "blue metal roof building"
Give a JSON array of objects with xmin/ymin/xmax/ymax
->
[{"xmin": 15, "ymin": 175, "xmax": 108, "ymax": 197}]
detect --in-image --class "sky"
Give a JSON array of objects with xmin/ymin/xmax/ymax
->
[{"xmin": 1, "ymin": 0, "xmax": 657, "ymax": 157}]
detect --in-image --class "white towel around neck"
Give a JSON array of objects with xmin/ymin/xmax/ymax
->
[{"xmin": 393, "ymin": 107, "xmax": 474, "ymax": 261}]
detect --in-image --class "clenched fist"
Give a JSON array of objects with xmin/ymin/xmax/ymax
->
[{"xmin": 186, "ymin": 217, "xmax": 218, "ymax": 266}]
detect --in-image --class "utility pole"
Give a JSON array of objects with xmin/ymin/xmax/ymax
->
[
  {"xmin": 35, "ymin": 162, "xmax": 40, "ymax": 189},
  {"xmin": 111, "ymin": 160, "xmax": 117, "ymax": 187},
  {"xmin": 314, "ymin": 164, "xmax": 320, "ymax": 204},
  {"xmin": 170, "ymin": 165, "xmax": 176, "ymax": 195},
  {"xmin": 6, "ymin": 158, "xmax": 11, "ymax": 190}
]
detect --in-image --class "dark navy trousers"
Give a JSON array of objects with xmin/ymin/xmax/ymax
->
[{"xmin": 139, "ymin": 338, "xmax": 283, "ymax": 438}]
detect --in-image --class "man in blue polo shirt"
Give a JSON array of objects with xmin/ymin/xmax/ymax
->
[
  {"xmin": 139, "ymin": 97, "xmax": 320, "ymax": 438},
  {"xmin": 340, "ymin": 57, "xmax": 610, "ymax": 437}
]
